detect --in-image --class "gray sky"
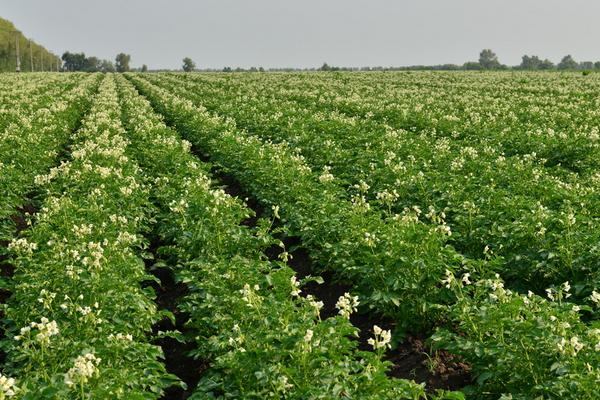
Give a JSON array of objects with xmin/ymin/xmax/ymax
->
[{"xmin": 3, "ymin": 0, "xmax": 600, "ymax": 69}]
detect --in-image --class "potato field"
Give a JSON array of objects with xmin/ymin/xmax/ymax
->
[{"xmin": 1, "ymin": 71, "xmax": 600, "ymax": 399}]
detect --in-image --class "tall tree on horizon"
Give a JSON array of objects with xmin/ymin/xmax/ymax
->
[
  {"xmin": 479, "ymin": 49, "xmax": 500, "ymax": 69},
  {"xmin": 557, "ymin": 55, "xmax": 578, "ymax": 70},
  {"xmin": 61, "ymin": 51, "xmax": 86, "ymax": 71},
  {"xmin": 520, "ymin": 55, "xmax": 542, "ymax": 70},
  {"xmin": 115, "ymin": 53, "xmax": 131, "ymax": 72},
  {"xmin": 182, "ymin": 57, "xmax": 196, "ymax": 72}
]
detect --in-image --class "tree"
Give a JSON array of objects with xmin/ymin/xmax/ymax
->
[
  {"xmin": 557, "ymin": 55, "xmax": 577, "ymax": 70},
  {"xmin": 520, "ymin": 55, "xmax": 542, "ymax": 70},
  {"xmin": 318, "ymin": 62, "xmax": 340, "ymax": 71},
  {"xmin": 182, "ymin": 57, "xmax": 196, "ymax": 72},
  {"xmin": 539, "ymin": 59, "xmax": 555, "ymax": 70},
  {"xmin": 115, "ymin": 53, "xmax": 131, "ymax": 72},
  {"xmin": 579, "ymin": 61, "xmax": 594, "ymax": 70},
  {"xmin": 463, "ymin": 61, "xmax": 482, "ymax": 70},
  {"xmin": 595, "ymin": 62, "xmax": 600, "ymax": 70},
  {"xmin": 141, "ymin": 64, "xmax": 148, "ymax": 72},
  {"xmin": 60, "ymin": 52, "xmax": 116, "ymax": 72},
  {"xmin": 83, "ymin": 56, "xmax": 101, "ymax": 72},
  {"xmin": 520, "ymin": 55, "xmax": 554, "ymax": 70},
  {"xmin": 479, "ymin": 49, "xmax": 500, "ymax": 69},
  {"xmin": 100, "ymin": 60, "xmax": 115, "ymax": 72},
  {"xmin": 61, "ymin": 51, "xmax": 86, "ymax": 71}
]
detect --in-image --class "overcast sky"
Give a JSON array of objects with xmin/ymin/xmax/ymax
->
[{"xmin": 3, "ymin": 0, "xmax": 600, "ymax": 69}]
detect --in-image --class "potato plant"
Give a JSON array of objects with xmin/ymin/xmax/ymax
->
[
  {"xmin": 116, "ymin": 75, "xmax": 456, "ymax": 399},
  {"xmin": 1, "ymin": 71, "xmax": 599, "ymax": 400}
]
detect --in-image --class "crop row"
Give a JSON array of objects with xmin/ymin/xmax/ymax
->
[
  {"xmin": 115, "ymin": 74, "xmax": 452, "ymax": 399},
  {"xmin": 177, "ymin": 72, "xmax": 600, "ymax": 174},
  {"xmin": 144, "ymin": 73, "xmax": 600, "ymax": 296},
  {"xmin": 128, "ymin": 73, "xmax": 461, "ymax": 329},
  {"xmin": 0, "ymin": 74, "xmax": 98, "ymax": 246},
  {"xmin": 128, "ymin": 72, "xmax": 600, "ymax": 399},
  {"xmin": 3, "ymin": 75, "xmax": 175, "ymax": 398},
  {"xmin": 0, "ymin": 73, "xmax": 80, "ymax": 132}
]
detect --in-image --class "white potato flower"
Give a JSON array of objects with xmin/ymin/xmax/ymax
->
[{"xmin": 335, "ymin": 293, "xmax": 359, "ymax": 319}]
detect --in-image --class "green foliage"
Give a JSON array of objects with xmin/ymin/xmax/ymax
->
[
  {"xmin": 478, "ymin": 49, "xmax": 500, "ymax": 69},
  {"xmin": 144, "ymin": 71, "xmax": 600, "ymax": 294},
  {"xmin": 115, "ymin": 53, "xmax": 131, "ymax": 73},
  {"xmin": 1, "ymin": 75, "xmax": 175, "ymax": 398},
  {"xmin": 182, "ymin": 57, "xmax": 195, "ymax": 72},
  {"xmin": 6, "ymin": 69, "xmax": 600, "ymax": 399},
  {"xmin": 115, "ymin": 75, "xmax": 454, "ymax": 399},
  {"xmin": 433, "ymin": 273, "xmax": 600, "ymax": 399},
  {"xmin": 558, "ymin": 55, "xmax": 578, "ymax": 70},
  {"xmin": 127, "ymin": 70, "xmax": 600, "ymax": 399},
  {"xmin": 128, "ymin": 73, "xmax": 469, "ymax": 331},
  {"xmin": 0, "ymin": 17, "xmax": 60, "ymax": 72}
]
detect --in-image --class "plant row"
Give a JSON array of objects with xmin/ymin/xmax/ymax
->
[
  {"xmin": 176, "ymin": 72, "xmax": 600, "ymax": 175},
  {"xmin": 146, "ymin": 72, "xmax": 600, "ymax": 295},
  {"xmin": 3, "ymin": 75, "xmax": 176, "ymax": 399},
  {"xmin": 115, "ymin": 75, "xmax": 455, "ymax": 399},
  {"xmin": 0, "ymin": 73, "xmax": 80, "ymax": 131},
  {"xmin": 128, "ymin": 73, "xmax": 463, "ymax": 330},
  {"xmin": 0, "ymin": 74, "xmax": 97, "ymax": 246},
  {"xmin": 129, "ymin": 73, "xmax": 600, "ymax": 399}
]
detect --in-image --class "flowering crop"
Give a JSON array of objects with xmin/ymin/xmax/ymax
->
[
  {"xmin": 129, "ymin": 73, "xmax": 463, "ymax": 330},
  {"xmin": 116, "ymin": 75, "xmax": 452, "ymax": 399},
  {"xmin": 128, "ymin": 71, "xmax": 600, "ymax": 399},
  {"xmin": 3, "ymin": 75, "xmax": 176, "ymax": 398},
  {"xmin": 0, "ymin": 73, "xmax": 97, "ymax": 246},
  {"xmin": 150, "ymin": 72, "xmax": 600, "ymax": 295},
  {"xmin": 4, "ymin": 70, "xmax": 600, "ymax": 399}
]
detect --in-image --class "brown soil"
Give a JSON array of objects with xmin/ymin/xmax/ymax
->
[
  {"xmin": 0, "ymin": 202, "xmax": 39, "ymax": 365},
  {"xmin": 386, "ymin": 335, "xmax": 471, "ymax": 390},
  {"xmin": 147, "ymin": 265, "xmax": 209, "ymax": 400},
  {"xmin": 0, "ymin": 202, "xmax": 37, "ymax": 289},
  {"xmin": 142, "ymin": 235, "xmax": 209, "ymax": 400}
]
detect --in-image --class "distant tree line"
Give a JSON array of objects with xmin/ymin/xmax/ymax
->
[
  {"xmin": 61, "ymin": 52, "xmax": 114, "ymax": 72},
  {"xmin": 61, "ymin": 52, "xmax": 133, "ymax": 72},
  {"xmin": 467, "ymin": 50, "xmax": 600, "ymax": 71},
  {"xmin": 57, "ymin": 49, "xmax": 600, "ymax": 74},
  {"xmin": 0, "ymin": 17, "xmax": 61, "ymax": 72},
  {"xmin": 210, "ymin": 50, "xmax": 600, "ymax": 73},
  {"xmin": 310, "ymin": 50, "xmax": 600, "ymax": 72}
]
